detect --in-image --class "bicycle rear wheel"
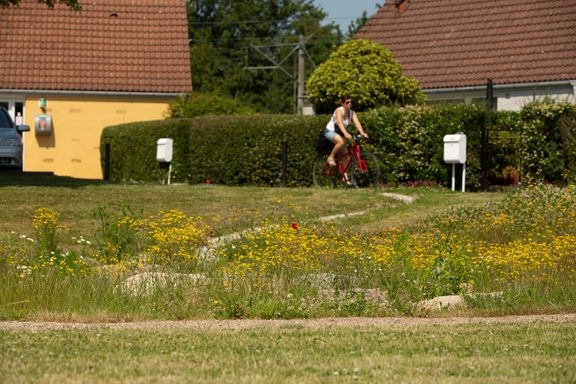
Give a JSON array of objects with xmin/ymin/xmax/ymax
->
[
  {"xmin": 350, "ymin": 150, "xmax": 380, "ymax": 188},
  {"xmin": 312, "ymin": 157, "xmax": 340, "ymax": 187}
]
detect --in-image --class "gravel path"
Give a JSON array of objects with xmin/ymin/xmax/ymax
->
[{"xmin": 1, "ymin": 313, "xmax": 575, "ymax": 331}]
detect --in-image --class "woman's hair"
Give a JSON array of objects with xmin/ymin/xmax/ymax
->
[{"xmin": 340, "ymin": 95, "xmax": 351, "ymax": 103}]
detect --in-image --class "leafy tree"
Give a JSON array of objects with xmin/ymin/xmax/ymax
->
[
  {"xmin": 345, "ymin": 3, "xmax": 383, "ymax": 37},
  {"xmin": 168, "ymin": 92, "xmax": 255, "ymax": 118},
  {"xmin": 306, "ymin": 39, "xmax": 426, "ymax": 113},
  {"xmin": 187, "ymin": 0, "xmax": 342, "ymax": 114},
  {"xmin": 346, "ymin": 11, "xmax": 370, "ymax": 38},
  {"xmin": 1, "ymin": 0, "xmax": 81, "ymax": 10}
]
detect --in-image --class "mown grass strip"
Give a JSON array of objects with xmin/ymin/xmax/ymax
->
[{"xmin": 1, "ymin": 321, "xmax": 575, "ymax": 383}]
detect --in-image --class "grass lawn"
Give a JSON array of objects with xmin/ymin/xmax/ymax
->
[
  {"xmin": 0, "ymin": 171, "xmax": 501, "ymax": 238},
  {"xmin": 1, "ymin": 320, "xmax": 575, "ymax": 383},
  {"xmin": 1, "ymin": 172, "xmax": 575, "ymax": 383}
]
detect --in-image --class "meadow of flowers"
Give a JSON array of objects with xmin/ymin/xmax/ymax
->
[{"xmin": 0, "ymin": 183, "xmax": 574, "ymax": 319}]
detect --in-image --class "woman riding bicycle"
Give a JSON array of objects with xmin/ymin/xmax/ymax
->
[{"xmin": 323, "ymin": 96, "xmax": 368, "ymax": 168}]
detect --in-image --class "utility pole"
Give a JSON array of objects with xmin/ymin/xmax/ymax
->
[
  {"xmin": 482, "ymin": 78, "xmax": 494, "ymax": 191},
  {"xmin": 244, "ymin": 35, "xmax": 313, "ymax": 115},
  {"xmin": 297, "ymin": 35, "xmax": 305, "ymax": 115}
]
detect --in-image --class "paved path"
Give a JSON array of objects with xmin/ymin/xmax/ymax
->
[
  {"xmin": 201, "ymin": 192, "xmax": 417, "ymax": 257},
  {"xmin": 1, "ymin": 313, "xmax": 574, "ymax": 330}
]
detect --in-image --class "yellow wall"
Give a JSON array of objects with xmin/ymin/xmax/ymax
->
[{"xmin": 22, "ymin": 95, "xmax": 174, "ymax": 179}]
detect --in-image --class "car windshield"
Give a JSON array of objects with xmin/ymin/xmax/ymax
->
[{"xmin": 0, "ymin": 109, "xmax": 14, "ymax": 128}]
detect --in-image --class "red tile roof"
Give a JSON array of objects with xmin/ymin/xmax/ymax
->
[
  {"xmin": 355, "ymin": 0, "xmax": 576, "ymax": 89},
  {"xmin": 0, "ymin": 0, "xmax": 192, "ymax": 94}
]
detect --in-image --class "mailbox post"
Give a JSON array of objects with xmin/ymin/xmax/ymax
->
[
  {"xmin": 443, "ymin": 133, "xmax": 467, "ymax": 192},
  {"xmin": 156, "ymin": 138, "xmax": 173, "ymax": 185}
]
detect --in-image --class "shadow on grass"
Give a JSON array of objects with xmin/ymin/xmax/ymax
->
[{"xmin": 0, "ymin": 169, "xmax": 107, "ymax": 187}]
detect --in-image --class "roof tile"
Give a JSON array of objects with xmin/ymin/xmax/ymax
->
[
  {"xmin": 355, "ymin": 0, "xmax": 576, "ymax": 89},
  {"xmin": 0, "ymin": 0, "xmax": 192, "ymax": 94}
]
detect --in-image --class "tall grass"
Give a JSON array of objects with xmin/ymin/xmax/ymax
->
[{"xmin": 0, "ymin": 183, "xmax": 575, "ymax": 320}]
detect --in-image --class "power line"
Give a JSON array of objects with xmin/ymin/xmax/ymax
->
[
  {"xmin": 188, "ymin": 34, "xmax": 341, "ymax": 46},
  {"xmin": 188, "ymin": 15, "xmax": 352, "ymax": 27}
]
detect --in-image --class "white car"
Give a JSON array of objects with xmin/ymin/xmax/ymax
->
[{"xmin": 0, "ymin": 107, "xmax": 30, "ymax": 168}]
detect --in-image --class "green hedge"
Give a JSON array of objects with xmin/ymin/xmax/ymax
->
[
  {"xmin": 101, "ymin": 115, "xmax": 328, "ymax": 186},
  {"xmin": 100, "ymin": 119, "xmax": 191, "ymax": 183},
  {"xmin": 186, "ymin": 115, "xmax": 327, "ymax": 186},
  {"xmin": 519, "ymin": 102, "xmax": 576, "ymax": 183},
  {"xmin": 100, "ymin": 102, "xmax": 575, "ymax": 188},
  {"xmin": 362, "ymin": 104, "xmax": 522, "ymax": 190},
  {"xmin": 363, "ymin": 104, "xmax": 484, "ymax": 188}
]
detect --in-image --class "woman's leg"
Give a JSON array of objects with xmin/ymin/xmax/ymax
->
[
  {"xmin": 338, "ymin": 146, "xmax": 352, "ymax": 185},
  {"xmin": 327, "ymin": 134, "xmax": 345, "ymax": 165}
]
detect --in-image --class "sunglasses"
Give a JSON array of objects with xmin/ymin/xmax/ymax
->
[{"xmin": 344, "ymin": 100, "xmax": 352, "ymax": 104}]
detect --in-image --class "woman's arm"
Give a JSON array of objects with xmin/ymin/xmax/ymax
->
[
  {"xmin": 352, "ymin": 111, "xmax": 368, "ymax": 137},
  {"xmin": 336, "ymin": 109, "xmax": 353, "ymax": 140}
]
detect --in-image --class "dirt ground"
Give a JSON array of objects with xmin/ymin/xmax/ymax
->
[{"xmin": 1, "ymin": 313, "xmax": 575, "ymax": 331}]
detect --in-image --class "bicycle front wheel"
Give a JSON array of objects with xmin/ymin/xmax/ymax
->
[
  {"xmin": 350, "ymin": 151, "xmax": 380, "ymax": 188},
  {"xmin": 312, "ymin": 157, "xmax": 340, "ymax": 187}
]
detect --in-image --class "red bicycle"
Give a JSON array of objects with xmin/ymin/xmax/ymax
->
[{"xmin": 312, "ymin": 135, "xmax": 380, "ymax": 188}]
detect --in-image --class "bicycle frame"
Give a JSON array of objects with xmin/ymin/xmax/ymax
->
[
  {"xmin": 313, "ymin": 135, "xmax": 379, "ymax": 188},
  {"xmin": 335, "ymin": 138, "xmax": 368, "ymax": 176}
]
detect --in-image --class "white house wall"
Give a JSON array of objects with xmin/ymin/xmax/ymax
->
[{"xmin": 424, "ymin": 81, "xmax": 576, "ymax": 111}]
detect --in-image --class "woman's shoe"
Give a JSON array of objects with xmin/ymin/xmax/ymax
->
[
  {"xmin": 342, "ymin": 174, "xmax": 353, "ymax": 187},
  {"xmin": 327, "ymin": 157, "xmax": 337, "ymax": 167}
]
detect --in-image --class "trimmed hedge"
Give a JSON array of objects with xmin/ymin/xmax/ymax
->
[
  {"xmin": 100, "ymin": 119, "xmax": 191, "ymax": 183},
  {"xmin": 363, "ymin": 104, "xmax": 485, "ymax": 188},
  {"xmin": 186, "ymin": 115, "xmax": 326, "ymax": 186},
  {"xmin": 519, "ymin": 102, "xmax": 576, "ymax": 183},
  {"xmin": 100, "ymin": 103, "xmax": 575, "ymax": 188},
  {"xmin": 102, "ymin": 115, "xmax": 328, "ymax": 186},
  {"xmin": 362, "ymin": 104, "xmax": 522, "ymax": 190}
]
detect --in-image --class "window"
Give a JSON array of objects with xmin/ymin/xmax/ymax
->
[{"xmin": 0, "ymin": 98, "xmax": 25, "ymax": 122}]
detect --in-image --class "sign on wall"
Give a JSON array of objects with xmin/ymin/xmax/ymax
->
[{"xmin": 35, "ymin": 114, "xmax": 52, "ymax": 136}]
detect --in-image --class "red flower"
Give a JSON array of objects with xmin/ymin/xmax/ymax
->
[{"xmin": 290, "ymin": 222, "xmax": 299, "ymax": 230}]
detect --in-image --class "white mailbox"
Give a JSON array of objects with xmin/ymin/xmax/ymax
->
[
  {"xmin": 156, "ymin": 138, "xmax": 173, "ymax": 162},
  {"xmin": 443, "ymin": 133, "xmax": 467, "ymax": 164}
]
